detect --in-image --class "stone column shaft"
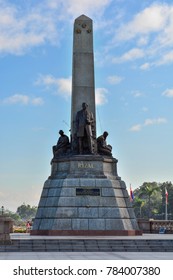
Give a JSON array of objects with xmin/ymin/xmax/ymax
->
[{"xmin": 71, "ymin": 15, "xmax": 96, "ymax": 139}]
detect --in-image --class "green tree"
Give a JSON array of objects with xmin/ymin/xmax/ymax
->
[
  {"xmin": 6, "ymin": 211, "xmax": 20, "ymax": 221},
  {"xmin": 16, "ymin": 203, "xmax": 37, "ymax": 221},
  {"xmin": 139, "ymin": 182, "xmax": 160, "ymax": 218},
  {"xmin": 133, "ymin": 182, "xmax": 161, "ymax": 219},
  {"xmin": 133, "ymin": 197, "xmax": 146, "ymax": 218},
  {"xmin": 159, "ymin": 182, "xmax": 173, "ymax": 220}
]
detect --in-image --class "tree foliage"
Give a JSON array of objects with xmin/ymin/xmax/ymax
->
[
  {"xmin": 16, "ymin": 203, "xmax": 37, "ymax": 220},
  {"xmin": 5, "ymin": 210, "xmax": 21, "ymax": 221},
  {"xmin": 3, "ymin": 204, "xmax": 37, "ymax": 225},
  {"xmin": 132, "ymin": 182, "xmax": 173, "ymax": 220}
]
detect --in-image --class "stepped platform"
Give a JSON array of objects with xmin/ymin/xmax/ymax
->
[{"xmin": 1, "ymin": 234, "xmax": 173, "ymax": 252}]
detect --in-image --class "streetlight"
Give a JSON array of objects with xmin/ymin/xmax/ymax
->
[{"xmin": 1, "ymin": 206, "xmax": 4, "ymax": 215}]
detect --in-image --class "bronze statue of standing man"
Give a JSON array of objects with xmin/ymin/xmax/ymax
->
[{"xmin": 76, "ymin": 102, "xmax": 94, "ymax": 154}]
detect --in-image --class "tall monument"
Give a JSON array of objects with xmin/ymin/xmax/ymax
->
[
  {"xmin": 71, "ymin": 15, "xmax": 96, "ymax": 137},
  {"xmin": 31, "ymin": 15, "xmax": 141, "ymax": 236}
]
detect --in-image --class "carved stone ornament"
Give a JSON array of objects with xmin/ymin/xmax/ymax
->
[
  {"xmin": 82, "ymin": 23, "xmax": 86, "ymax": 28},
  {"xmin": 76, "ymin": 28, "xmax": 81, "ymax": 34},
  {"xmin": 87, "ymin": 29, "xmax": 92, "ymax": 33}
]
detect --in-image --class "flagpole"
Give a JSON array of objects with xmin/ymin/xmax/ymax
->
[
  {"xmin": 165, "ymin": 202, "xmax": 167, "ymax": 220},
  {"xmin": 165, "ymin": 188, "xmax": 168, "ymax": 220},
  {"xmin": 130, "ymin": 184, "xmax": 134, "ymax": 202}
]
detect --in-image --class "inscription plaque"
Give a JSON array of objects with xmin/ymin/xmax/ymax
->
[
  {"xmin": 76, "ymin": 188, "xmax": 100, "ymax": 196},
  {"xmin": 78, "ymin": 162, "xmax": 94, "ymax": 168}
]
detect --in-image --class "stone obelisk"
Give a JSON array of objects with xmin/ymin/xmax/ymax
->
[
  {"xmin": 31, "ymin": 15, "xmax": 141, "ymax": 236},
  {"xmin": 71, "ymin": 15, "xmax": 96, "ymax": 140}
]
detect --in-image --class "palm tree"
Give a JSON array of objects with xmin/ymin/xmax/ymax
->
[
  {"xmin": 139, "ymin": 183, "xmax": 160, "ymax": 219},
  {"xmin": 133, "ymin": 197, "xmax": 146, "ymax": 218}
]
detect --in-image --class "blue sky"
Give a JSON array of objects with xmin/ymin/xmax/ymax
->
[{"xmin": 0, "ymin": 0, "xmax": 173, "ymax": 211}]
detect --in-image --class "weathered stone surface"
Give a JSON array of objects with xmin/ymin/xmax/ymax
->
[
  {"xmin": 127, "ymin": 208, "xmax": 137, "ymax": 219},
  {"xmin": 32, "ymin": 154, "xmax": 139, "ymax": 233},
  {"xmin": 36, "ymin": 207, "xmax": 57, "ymax": 218},
  {"xmin": 99, "ymin": 208, "xmax": 119, "ymax": 218},
  {"xmin": 32, "ymin": 218, "xmax": 40, "ymax": 229},
  {"xmin": 32, "ymin": 157, "xmax": 139, "ymax": 233},
  {"xmin": 95, "ymin": 179, "xmax": 113, "ymax": 188},
  {"xmin": 110, "ymin": 180, "xmax": 125, "ymax": 189},
  {"xmin": 41, "ymin": 188, "xmax": 49, "ymax": 197},
  {"xmin": 63, "ymin": 178, "xmax": 80, "ymax": 187},
  {"xmin": 57, "ymin": 197, "xmax": 76, "ymax": 207},
  {"xmin": 122, "ymin": 188, "xmax": 130, "ymax": 197},
  {"xmin": 72, "ymin": 219, "xmax": 88, "ymax": 230},
  {"xmin": 56, "ymin": 207, "xmax": 77, "ymax": 218},
  {"xmin": 0, "ymin": 216, "xmax": 13, "ymax": 242},
  {"xmin": 116, "ymin": 197, "xmax": 127, "ymax": 208},
  {"xmin": 106, "ymin": 219, "xmax": 124, "ymax": 230},
  {"xmin": 71, "ymin": 15, "xmax": 96, "ymax": 138},
  {"xmin": 89, "ymin": 219, "xmax": 105, "ymax": 230},
  {"xmin": 78, "ymin": 208, "xmax": 98, "ymax": 218},
  {"xmin": 122, "ymin": 219, "xmax": 134, "ymax": 230},
  {"xmin": 101, "ymin": 187, "xmax": 124, "ymax": 197},
  {"xmin": 49, "ymin": 179, "xmax": 64, "ymax": 187},
  {"xmin": 79, "ymin": 179, "xmax": 96, "ymax": 187},
  {"xmin": 124, "ymin": 198, "xmax": 132, "ymax": 208},
  {"xmin": 130, "ymin": 219, "xmax": 140, "ymax": 228},
  {"xmin": 39, "ymin": 219, "xmax": 54, "ymax": 230},
  {"xmin": 52, "ymin": 219, "xmax": 71, "ymax": 230},
  {"xmin": 51, "ymin": 156, "xmax": 118, "ymax": 179},
  {"xmin": 38, "ymin": 198, "xmax": 47, "ymax": 207}
]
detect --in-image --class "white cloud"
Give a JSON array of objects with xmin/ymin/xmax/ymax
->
[
  {"xmin": 31, "ymin": 97, "xmax": 44, "ymax": 106},
  {"xmin": 156, "ymin": 50, "xmax": 173, "ymax": 66},
  {"xmin": 129, "ymin": 124, "xmax": 142, "ymax": 132},
  {"xmin": 162, "ymin": 89, "xmax": 173, "ymax": 98},
  {"xmin": 36, "ymin": 74, "xmax": 72, "ymax": 99},
  {"xmin": 3, "ymin": 94, "xmax": 44, "ymax": 106},
  {"xmin": 0, "ymin": 0, "xmax": 112, "ymax": 54},
  {"xmin": 36, "ymin": 74, "xmax": 108, "ymax": 105},
  {"xmin": 130, "ymin": 117, "xmax": 167, "ymax": 132},
  {"xmin": 0, "ymin": 1, "xmax": 59, "ymax": 54},
  {"xmin": 57, "ymin": 78, "xmax": 72, "ymax": 97},
  {"xmin": 117, "ymin": 4, "xmax": 169, "ymax": 41},
  {"xmin": 95, "ymin": 88, "xmax": 108, "ymax": 105},
  {"xmin": 107, "ymin": 75, "xmax": 124, "ymax": 84},
  {"xmin": 3, "ymin": 94, "xmax": 29, "ymax": 105},
  {"xmin": 142, "ymin": 107, "xmax": 148, "ymax": 112},
  {"xmin": 54, "ymin": 0, "xmax": 112, "ymax": 18},
  {"xmin": 140, "ymin": 62, "xmax": 152, "ymax": 70},
  {"xmin": 137, "ymin": 36, "xmax": 149, "ymax": 46},
  {"xmin": 113, "ymin": 48, "xmax": 144, "ymax": 63},
  {"xmin": 110, "ymin": 3, "xmax": 173, "ymax": 68},
  {"xmin": 144, "ymin": 118, "xmax": 167, "ymax": 126},
  {"xmin": 132, "ymin": 90, "xmax": 144, "ymax": 98}
]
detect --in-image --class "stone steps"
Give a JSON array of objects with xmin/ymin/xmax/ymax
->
[{"xmin": 1, "ymin": 239, "xmax": 173, "ymax": 252}]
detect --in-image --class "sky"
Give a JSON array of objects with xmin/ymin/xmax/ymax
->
[{"xmin": 0, "ymin": 0, "xmax": 173, "ymax": 212}]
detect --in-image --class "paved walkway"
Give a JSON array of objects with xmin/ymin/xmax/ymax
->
[
  {"xmin": 0, "ymin": 233, "xmax": 173, "ymax": 260},
  {"xmin": 10, "ymin": 233, "xmax": 173, "ymax": 240},
  {"xmin": 1, "ymin": 251, "xmax": 173, "ymax": 260}
]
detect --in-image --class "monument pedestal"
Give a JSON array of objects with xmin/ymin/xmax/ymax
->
[
  {"xmin": 0, "ymin": 216, "xmax": 13, "ymax": 244},
  {"xmin": 31, "ymin": 156, "xmax": 141, "ymax": 236}
]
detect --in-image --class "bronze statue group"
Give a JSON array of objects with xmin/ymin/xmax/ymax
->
[{"xmin": 53, "ymin": 102, "xmax": 112, "ymax": 158}]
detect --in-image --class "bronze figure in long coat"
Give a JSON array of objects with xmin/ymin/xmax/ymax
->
[{"xmin": 76, "ymin": 102, "xmax": 94, "ymax": 154}]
